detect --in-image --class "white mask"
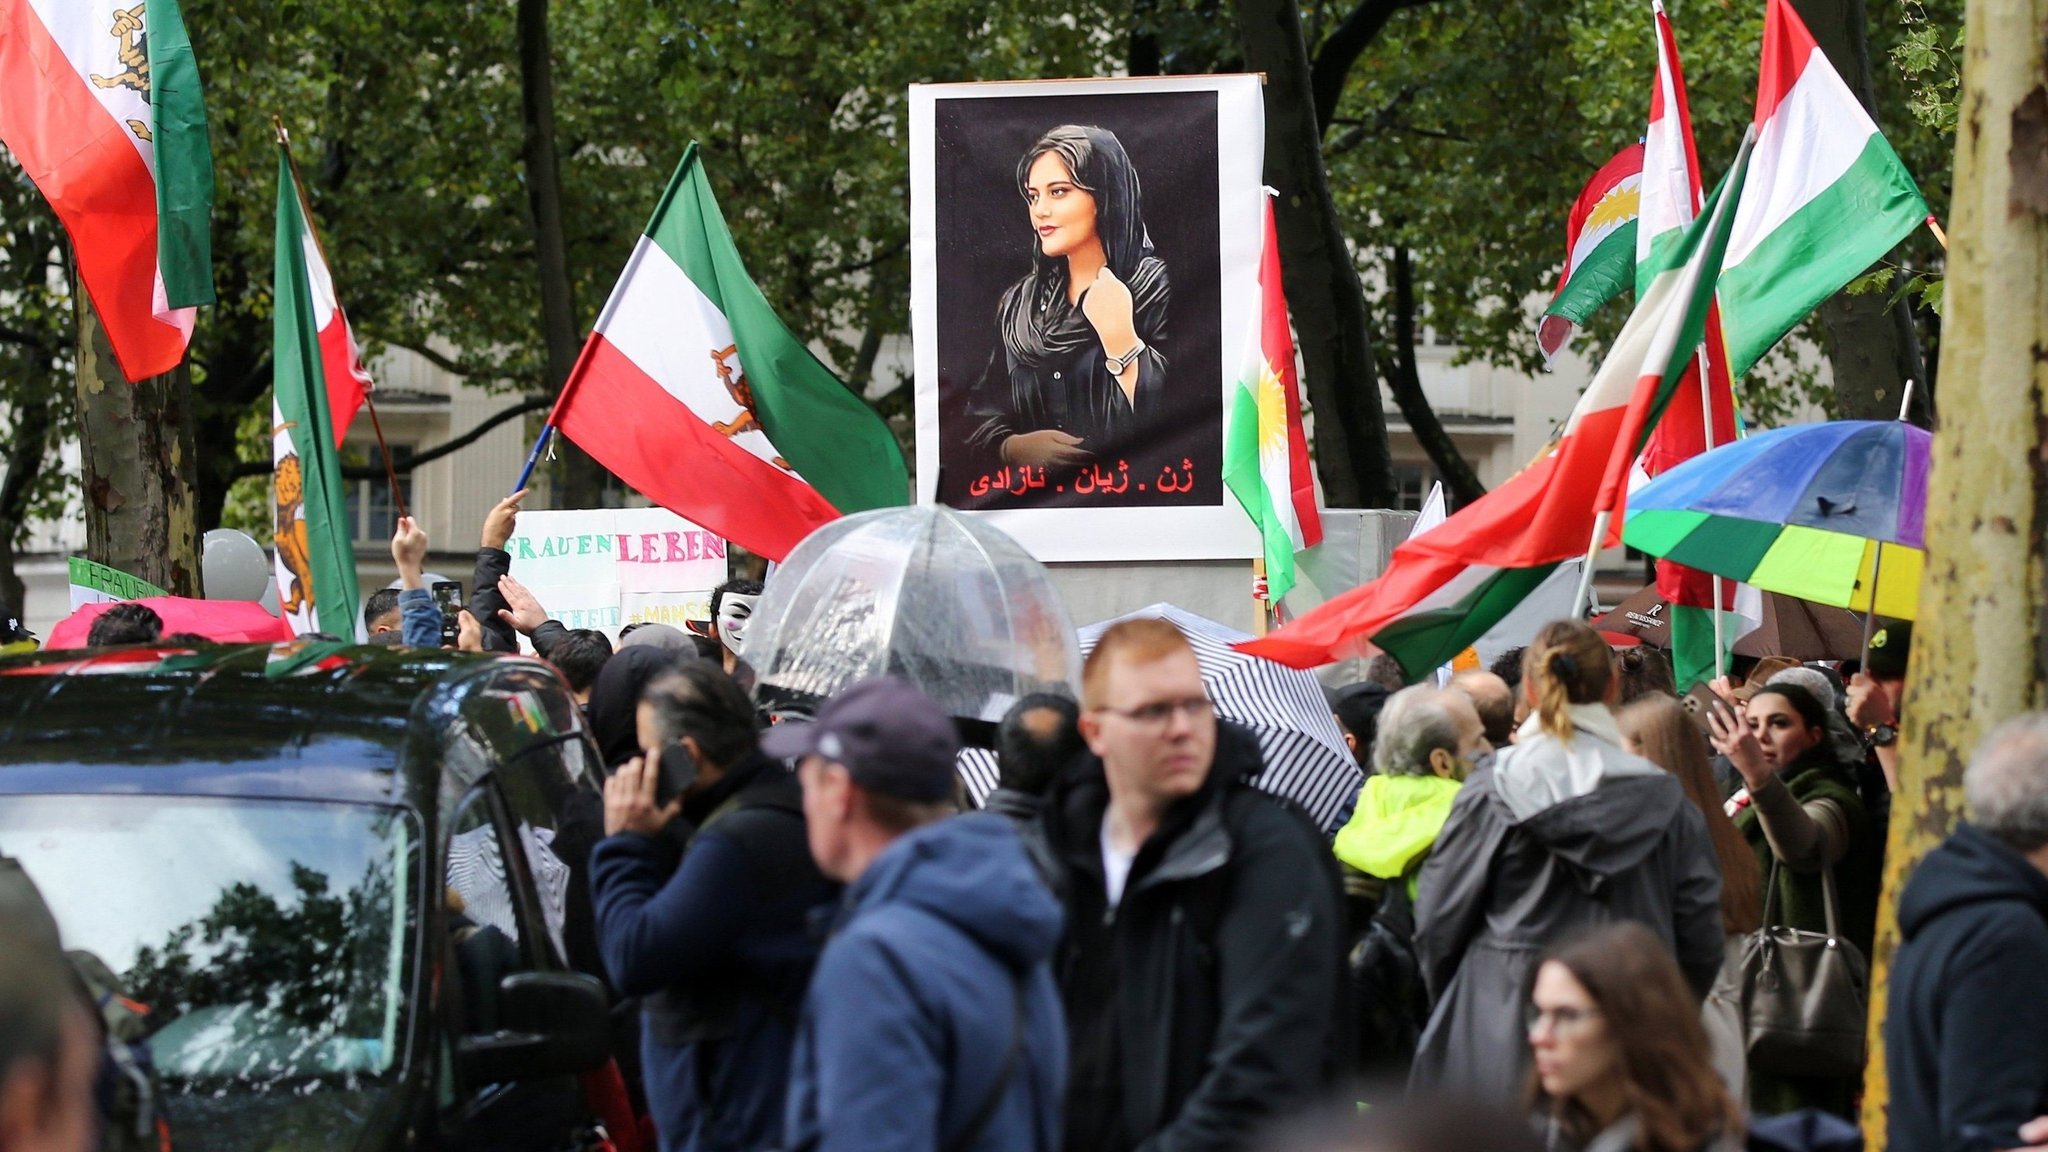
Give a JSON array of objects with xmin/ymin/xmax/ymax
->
[{"xmin": 716, "ymin": 593, "xmax": 758, "ymax": 657}]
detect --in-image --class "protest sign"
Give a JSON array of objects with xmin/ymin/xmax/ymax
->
[
  {"xmin": 909, "ymin": 74, "xmax": 1265, "ymax": 562},
  {"xmin": 503, "ymin": 507, "xmax": 729, "ymax": 645},
  {"xmin": 68, "ymin": 557, "xmax": 169, "ymax": 610}
]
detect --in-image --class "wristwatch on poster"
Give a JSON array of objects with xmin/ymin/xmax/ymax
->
[
  {"xmin": 1866, "ymin": 723, "xmax": 1899, "ymax": 748},
  {"xmin": 1105, "ymin": 340, "xmax": 1147, "ymax": 375}
]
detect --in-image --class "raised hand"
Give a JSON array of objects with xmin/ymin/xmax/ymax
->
[
  {"xmin": 390, "ymin": 516, "xmax": 429, "ymax": 588},
  {"xmin": 1079, "ymin": 265, "xmax": 1137, "ymax": 357},
  {"xmin": 1706, "ymin": 703, "xmax": 1770, "ymax": 790},
  {"xmin": 482, "ymin": 487, "xmax": 529, "ymax": 550},
  {"xmin": 496, "ymin": 573, "xmax": 549, "ymax": 636}
]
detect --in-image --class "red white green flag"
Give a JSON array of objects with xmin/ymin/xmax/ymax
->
[
  {"xmin": 1717, "ymin": 0, "xmax": 1927, "ymax": 375},
  {"xmin": 548, "ymin": 144, "xmax": 909, "ymax": 561},
  {"xmin": 0, "ymin": 0, "xmax": 215, "ymax": 381},
  {"xmin": 1241, "ymin": 131, "xmax": 1753, "ymax": 675},
  {"xmin": 1224, "ymin": 198, "xmax": 1321, "ymax": 603},
  {"xmin": 272, "ymin": 147, "xmax": 361, "ymax": 638},
  {"xmin": 1537, "ymin": 143, "xmax": 1643, "ymax": 365},
  {"xmin": 1639, "ymin": 0, "xmax": 1742, "ymax": 690}
]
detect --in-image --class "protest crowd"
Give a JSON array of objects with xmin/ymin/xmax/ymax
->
[{"xmin": 3, "ymin": 478, "xmax": 2047, "ymax": 1152}]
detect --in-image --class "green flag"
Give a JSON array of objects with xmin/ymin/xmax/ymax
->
[{"xmin": 271, "ymin": 148, "xmax": 360, "ymax": 638}]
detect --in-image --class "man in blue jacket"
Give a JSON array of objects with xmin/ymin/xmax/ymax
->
[
  {"xmin": 769, "ymin": 677, "xmax": 1067, "ymax": 1152},
  {"xmin": 1887, "ymin": 713, "xmax": 2048, "ymax": 1152},
  {"xmin": 590, "ymin": 662, "xmax": 835, "ymax": 1152}
]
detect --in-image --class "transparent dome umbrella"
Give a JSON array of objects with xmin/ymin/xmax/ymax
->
[{"xmin": 746, "ymin": 506, "xmax": 1081, "ymax": 726}]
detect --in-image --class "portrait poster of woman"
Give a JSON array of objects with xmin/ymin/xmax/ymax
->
[{"xmin": 911, "ymin": 76, "xmax": 1267, "ymax": 563}]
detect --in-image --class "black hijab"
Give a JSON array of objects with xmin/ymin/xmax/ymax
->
[
  {"xmin": 586, "ymin": 645, "xmax": 690, "ymax": 768},
  {"xmin": 1000, "ymin": 125, "xmax": 1168, "ymax": 370}
]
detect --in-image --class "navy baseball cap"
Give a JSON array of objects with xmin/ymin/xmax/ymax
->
[{"xmin": 761, "ymin": 676, "xmax": 961, "ymax": 802}]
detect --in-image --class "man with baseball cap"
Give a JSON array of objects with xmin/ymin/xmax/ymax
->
[{"xmin": 768, "ymin": 677, "xmax": 1066, "ymax": 1152}]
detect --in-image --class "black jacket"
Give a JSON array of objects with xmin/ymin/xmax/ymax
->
[
  {"xmin": 1038, "ymin": 723, "xmax": 1345, "ymax": 1152},
  {"xmin": 471, "ymin": 546, "xmax": 520, "ymax": 653},
  {"xmin": 1886, "ymin": 822, "xmax": 2048, "ymax": 1152},
  {"xmin": 590, "ymin": 753, "xmax": 836, "ymax": 1152}
]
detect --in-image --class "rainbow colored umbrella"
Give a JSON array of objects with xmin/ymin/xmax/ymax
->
[{"xmin": 1622, "ymin": 420, "xmax": 1928, "ymax": 620}]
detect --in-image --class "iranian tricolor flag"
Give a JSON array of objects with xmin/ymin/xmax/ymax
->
[
  {"xmin": 550, "ymin": 144, "xmax": 908, "ymax": 561},
  {"xmin": 1224, "ymin": 198, "xmax": 1321, "ymax": 603},
  {"xmin": 1241, "ymin": 131, "xmax": 1753, "ymax": 675},
  {"xmin": 1638, "ymin": 0, "xmax": 1743, "ymax": 691},
  {"xmin": 0, "ymin": 0, "xmax": 214, "ymax": 381},
  {"xmin": 1718, "ymin": 0, "xmax": 1927, "ymax": 375},
  {"xmin": 272, "ymin": 147, "xmax": 361, "ymax": 639},
  {"xmin": 1537, "ymin": 143, "xmax": 1643, "ymax": 364}
]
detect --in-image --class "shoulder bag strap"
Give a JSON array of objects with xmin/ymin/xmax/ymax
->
[{"xmin": 942, "ymin": 972, "xmax": 1030, "ymax": 1152}]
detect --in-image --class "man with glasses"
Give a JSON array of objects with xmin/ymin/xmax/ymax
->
[{"xmin": 1036, "ymin": 619, "xmax": 1345, "ymax": 1152}]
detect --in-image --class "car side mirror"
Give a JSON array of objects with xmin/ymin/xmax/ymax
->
[{"xmin": 455, "ymin": 971, "xmax": 610, "ymax": 1085}]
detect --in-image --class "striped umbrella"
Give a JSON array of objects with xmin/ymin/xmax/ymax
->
[
  {"xmin": 1074, "ymin": 603, "xmax": 1361, "ymax": 835},
  {"xmin": 1622, "ymin": 420, "xmax": 1928, "ymax": 620}
]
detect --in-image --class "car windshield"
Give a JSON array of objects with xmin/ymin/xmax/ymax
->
[{"xmin": 0, "ymin": 795, "xmax": 416, "ymax": 1148}]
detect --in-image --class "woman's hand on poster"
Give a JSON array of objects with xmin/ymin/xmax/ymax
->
[
  {"xmin": 1706, "ymin": 703, "xmax": 1771, "ymax": 790},
  {"xmin": 1080, "ymin": 265, "xmax": 1138, "ymax": 358},
  {"xmin": 1003, "ymin": 429, "xmax": 1089, "ymax": 468}
]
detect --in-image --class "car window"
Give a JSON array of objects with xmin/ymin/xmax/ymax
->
[
  {"xmin": 493, "ymin": 736, "xmax": 597, "ymax": 970},
  {"xmin": 443, "ymin": 787, "xmax": 533, "ymax": 1038}
]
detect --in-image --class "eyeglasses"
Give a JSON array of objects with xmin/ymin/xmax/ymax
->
[
  {"xmin": 1095, "ymin": 696, "xmax": 1215, "ymax": 727},
  {"xmin": 1525, "ymin": 1004, "xmax": 1602, "ymax": 1036}
]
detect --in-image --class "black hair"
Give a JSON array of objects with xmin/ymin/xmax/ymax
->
[
  {"xmin": 160, "ymin": 632, "xmax": 212, "ymax": 646},
  {"xmin": 362, "ymin": 587, "xmax": 402, "ymax": 630},
  {"xmin": 550, "ymin": 629, "xmax": 614, "ymax": 694},
  {"xmin": 1015, "ymin": 125, "xmax": 1150, "ymax": 280},
  {"xmin": 1749, "ymin": 682, "xmax": 1828, "ymax": 733},
  {"xmin": 709, "ymin": 578, "xmax": 763, "ymax": 631},
  {"xmin": 995, "ymin": 693, "xmax": 1083, "ymax": 795},
  {"xmin": 642, "ymin": 662, "xmax": 759, "ymax": 767},
  {"xmin": 86, "ymin": 602, "xmax": 162, "ymax": 647},
  {"xmin": 1490, "ymin": 646, "xmax": 1526, "ymax": 694}
]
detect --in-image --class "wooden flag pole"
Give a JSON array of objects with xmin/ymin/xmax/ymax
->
[
  {"xmin": 273, "ymin": 116, "xmax": 407, "ymax": 522},
  {"xmin": 1925, "ymin": 213, "xmax": 1949, "ymax": 250},
  {"xmin": 1252, "ymin": 558, "xmax": 1271, "ymax": 636}
]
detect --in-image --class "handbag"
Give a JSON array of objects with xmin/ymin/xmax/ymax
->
[{"xmin": 1737, "ymin": 858, "xmax": 1869, "ymax": 1079}]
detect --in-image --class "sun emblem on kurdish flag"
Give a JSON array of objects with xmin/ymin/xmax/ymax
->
[
  {"xmin": 1255, "ymin": 359, "xmax": 1290, "ymax": 460},
  {"xmin": 1585, "ymin": 182, "xmax": 1640, "ymax": 233}
]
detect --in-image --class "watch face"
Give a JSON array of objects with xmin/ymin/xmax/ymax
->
[{"xmin": 1872, "ymin": 724, "xmax": 1899, "ymax": 747}]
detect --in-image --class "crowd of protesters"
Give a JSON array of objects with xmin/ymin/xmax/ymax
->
[{"xmin": 4, "ymin": 496, "xmax": 2048, "ymax": 1152}]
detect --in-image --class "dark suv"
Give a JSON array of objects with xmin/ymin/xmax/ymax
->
[{"xmin": 0, "ymin": 643, "xmax": 616, "ymax": 1152}]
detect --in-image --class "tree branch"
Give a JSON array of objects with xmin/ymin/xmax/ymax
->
[
  {"xmin": 1309, "ymin": 0, "xmax": 1438, "ymax": 133},
  {"xmin": 392, "ymin": 341, "xmax": 496, "ymax": 381},
  {"xmin": 1380, "ymin": 245, "xmax": 1487, "ymax": 506},
  {"xmin": 225, "ymin": 394, "xmax": 554, "ymax": 482}
]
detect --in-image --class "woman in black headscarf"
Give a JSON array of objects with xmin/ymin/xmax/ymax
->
[{"xmin": 966, "ymin": 125, "xmax": 1171, "ymax": 473}]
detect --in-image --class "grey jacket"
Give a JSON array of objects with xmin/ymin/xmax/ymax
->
[{"xmin": 1409, "ymin": 710, "xmax": 1725, "ymax": 1101}]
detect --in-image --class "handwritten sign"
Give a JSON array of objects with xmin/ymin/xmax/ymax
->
[
  {"xmin": 505, "ymin": 508, "xmax": 729, "ymax": 647},
  {"xmin": 68, "ymin": 557, "xmax": 168, "ymax": 610}
]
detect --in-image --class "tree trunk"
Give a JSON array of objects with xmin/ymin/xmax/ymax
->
[
  {"xmin": 516, "ymin": 0, "xmax": 605, "ymax": 509},
  {"xmin": 1234, "ymin": 0, "xmax": 1395, "ymax": 508},
  {"xmin": 1789, "ymin": 0, "xmax": 1932, "ymax": 424},
  {"xmin": 1857, "ymin": 0, "xmax": 2048, "ymax": 1138},
  {"xmin": 0, "ymin": 391, "xmax": 57, "ymax": 616},
  {"xmin": 74, "ymin": 289, "xmax": 201, "ymax": 596},
  {"xmin": 1382, "ymin": 246, "xmax": 1486, "ymax": 506}
]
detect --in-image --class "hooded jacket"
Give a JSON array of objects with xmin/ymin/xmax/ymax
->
[
  {"xmin": 1409, "ymin": 706, "xmax": 1724, "ymax": 1102},
  {"xmin": 1334, "ymin": 774, "xmax": 1464, "ymax": 895},
  {"xmin": 782, "ymin": 813, "xmax": 1067, "ymax": 1152},
  {"xmin": 1885, "ymin": 822, "xmax": 2048, "ymax": 1152},
  {"xmin": 1037, "ymin": 722, "xmax": 1346, "ymax": 1152}
]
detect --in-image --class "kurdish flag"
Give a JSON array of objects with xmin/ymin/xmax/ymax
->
[
  {"xmin": 1717, "ymin": 0, "xmax": 1927, "ymax": 376},
  {"xmin": 1241, "ymin": 130, "xmax": 1754, "ymax": 676},
  {"xmin": 272, "ymin": 147, "xmax": 361, "ymax": 639},
  {"xmin": 1639, "ymin": 0, "xmax": 1742, "ymax": 691},
  {"xmin": 1537, "ymin": 143, "xmax": 1643, "ymax": 365},
  {"xmin": 1224, "ymin": 198, "xmax": 1322, "ymax": 603},
  {"xmin": 549, "ymin": 144, "xmax": 908, "ymax": 562},
  {"xmin": 0, "ymin": 0, "xmax": 214, "ymax": 382}
]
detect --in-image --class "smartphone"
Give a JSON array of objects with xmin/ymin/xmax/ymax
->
[
  {"xmin": 431, "ymin": 581, "xmax": 463, "ymax": 646},
  {"xmin": 652, "ymin": 740, "xmax": 698, "ymax": 807},
  {"xmin": 1681, "ymin": 682, "xmax": 1738, "ymax": 734}
]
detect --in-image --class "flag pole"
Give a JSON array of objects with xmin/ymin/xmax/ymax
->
[
  {"xmin": 1924, "ymin": 213, "xmax": 1948, "ymax": 250},
  {"xmin": 1859, "ymin": 379, "xmax": 1917, "ymax": 662},
  {"xmin": 272, "ymin": 117, "xmax": 407, "ymax": 521},
  {"xmin": 1571, "ymin": 510, "xmax": 1610, "ymax": 619},
  {"xmin": 1695, "ymin": 343, "xmax": 1729, "ymax": 684}
]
